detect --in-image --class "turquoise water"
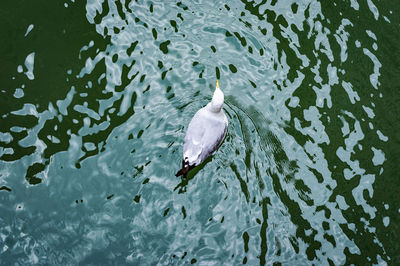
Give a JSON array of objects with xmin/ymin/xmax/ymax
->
[{"xmin": 1, "ymin": 0, "xmax": 399, "ymax": 264}]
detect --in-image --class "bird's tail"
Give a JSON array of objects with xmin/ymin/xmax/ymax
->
[{"xmin": 175, "ymin": 159, "xmax": 193, "ymax": 178}]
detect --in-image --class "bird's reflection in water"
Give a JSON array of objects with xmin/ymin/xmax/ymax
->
[{"xmin": 174, "ymin": 156, "xmax": 213, "ymax": 193}]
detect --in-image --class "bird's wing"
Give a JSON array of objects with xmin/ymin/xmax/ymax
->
[
  {"xmin": 183, "ymin": 110, "xmax": 227, "ymax": 165},
  {"xmin": 183, "ymin": 111, "xmax": 206, "ymax": 164},
  {"xmin": 199, "ymin": 119, "xmax": 227, "ymax": 159}
]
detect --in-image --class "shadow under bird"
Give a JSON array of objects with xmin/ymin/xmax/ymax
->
[{"xmin": 176, "ymin": 80, "xmax": 228, "ymax": 178}]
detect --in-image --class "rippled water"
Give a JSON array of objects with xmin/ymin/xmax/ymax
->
[{"xmin": 1, "ymin": 0, "xmax": 399, "ymax": 264}]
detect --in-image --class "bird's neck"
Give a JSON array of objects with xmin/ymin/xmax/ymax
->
[{"xmin": 206, "ymin": 103, "xmax": 222, "ymax": 113}]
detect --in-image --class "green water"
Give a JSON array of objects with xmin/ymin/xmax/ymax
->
[{"xmin": 1, "ymin": 0, "xmax": 399, "ymax": 264}]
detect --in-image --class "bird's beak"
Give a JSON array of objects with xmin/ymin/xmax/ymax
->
[{"xmin": 216, "ymin": 80, "xmax": 219, "ymax": 89}]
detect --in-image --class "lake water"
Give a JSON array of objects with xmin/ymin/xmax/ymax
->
[{"xmin": 1, "ymin": 0, "xmax": 399, "ymax": 264}]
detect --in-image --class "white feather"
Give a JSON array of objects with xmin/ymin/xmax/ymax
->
[{"xmin": 183, "ymin": 84, "xmax": 228, "ymax": 166}]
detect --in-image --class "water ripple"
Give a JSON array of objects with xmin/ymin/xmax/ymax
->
[{"xmin": 0, "ymin": 0, "xmax": 399, "ymax": 264}]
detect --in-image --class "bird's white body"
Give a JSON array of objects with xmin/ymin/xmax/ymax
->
[{"xmin": 182, "ymin": 82, "xmax": 228, "ymax": 167}]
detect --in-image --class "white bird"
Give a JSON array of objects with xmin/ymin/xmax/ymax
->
[{"xmin": 176, "ymin": 80, "xmax": 228, "ymax": 178}]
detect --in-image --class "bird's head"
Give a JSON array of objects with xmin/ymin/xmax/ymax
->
[{"xmin": 210, "ymin": 80, "xmax": 224, "ymax": 112}]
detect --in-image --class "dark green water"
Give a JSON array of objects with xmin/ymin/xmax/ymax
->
[{"xmin": 1, "ymin": 0, "xmax": 399, "ymax": 264}]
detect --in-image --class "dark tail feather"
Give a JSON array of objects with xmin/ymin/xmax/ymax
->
[
  {"xmin": 175, "ymin": 159, "xmax": 193, "ymax": 178},
  {"xmin": 175, "ymin": 167, "xmax": 186, "ymax": 177}
]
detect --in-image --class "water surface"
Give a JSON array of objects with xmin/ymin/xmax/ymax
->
[{"xmin": 1, "ymin": 0, "xmax": 399, "ymax": 264}]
